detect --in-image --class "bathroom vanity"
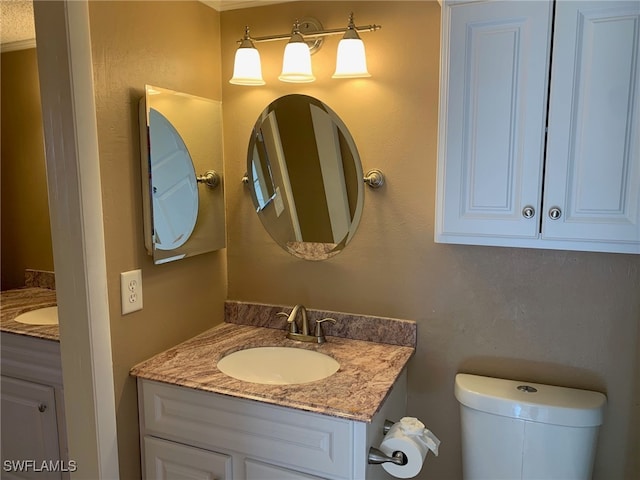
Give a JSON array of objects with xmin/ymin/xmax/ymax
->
[
  {"xmin": 132, "ymin": 302, "xmax": 416, "ymax": 480},
  {"xmin": 0, "ymin": 287, "xmax": 69, "ymax": 480},
  {"xmin": 138, "ymin": 372, "xmax": 406, "ymax": 479}
]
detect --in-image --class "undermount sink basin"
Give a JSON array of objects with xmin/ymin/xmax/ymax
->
[
  {"xmin": 216, "ymin": 346, "xmax": 340, "ymax": 385},
  {"xmin": 14, "ymin": 306, "xmax": 58, "ymax": 326}
]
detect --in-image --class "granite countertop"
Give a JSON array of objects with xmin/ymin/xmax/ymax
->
[
  {"xmin": 131, "ymin": 321, "xmax": 415, "ymax": 422},
  {"xmin": 0, "ymin": 287, "xmax": 59, "ymax": 341}
]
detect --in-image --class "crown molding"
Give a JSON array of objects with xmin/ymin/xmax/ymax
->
[
  {"xmin": 1, "ymin": 38, "xmax": 36, "ymax": 53},
  {"xmin": 200, "ymin": 0, "xmax": 298, "ymax": 12}
]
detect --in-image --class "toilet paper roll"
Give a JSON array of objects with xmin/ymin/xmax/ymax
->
[
  {"xmin": 378, "ymin": 418, "xmax": 441, "ymax": 479},
  {"xmin": 379, "ymin": 426, "xmax": 428, "ymax": 478}
]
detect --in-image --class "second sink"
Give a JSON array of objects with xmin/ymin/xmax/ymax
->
[
  {"xmin": 14, "ymin": 306, "xmax": 58, "ymax": 325},
  {"xmin": 216, "ymin": 346, "xmax": 340, "ymax": 385}
]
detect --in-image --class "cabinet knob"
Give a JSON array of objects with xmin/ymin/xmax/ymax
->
[
  {"xmin": 522, "ymin": 206, "xmax": 535, "ymax": 219},
  {"xmin": 38, "ymin": 404, "xmax": 47, "ymax": 413},
  {"xmin": 548, "ymin": 207, "xmax": 562, "ymax": 220}
]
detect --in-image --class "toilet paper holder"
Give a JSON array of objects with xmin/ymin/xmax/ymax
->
[
  {"xmin": 368, "ymin": 447, "xmax": 408, "ymax": 466},
  {"xmin": 367, "ymin": 419, "xmax": 409, "ymax": 466}
]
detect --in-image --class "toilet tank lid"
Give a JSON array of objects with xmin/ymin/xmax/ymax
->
[{"xmin": 455, "ymin": 374, "xmax": 606, "ymax": 427}]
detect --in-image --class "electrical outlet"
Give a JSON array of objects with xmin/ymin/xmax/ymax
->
[{"xmin": 121, "ymin": 269, "xmax": 143, "ymax": 315}]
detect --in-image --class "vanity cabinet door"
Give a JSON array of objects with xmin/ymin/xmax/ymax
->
[
  {"xmin": 542, "ymin": 0, "xmax": 640, "ymax": 246},
  {"xmin": 143, "ymin": 436, "xmax": 232, "ymax": 480},
  {"xmin": 436, "ymin": 0, "xmax": 552, "ymax": 241},
  {"xmin": 245, "ymin": 459, "xmax": 326, "ymax": 480},
  {"xmin": 1, "ymin": 376, "xmax": 61, "ymax": 480}
]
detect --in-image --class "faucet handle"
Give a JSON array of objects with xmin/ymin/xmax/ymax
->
[
  {"xmin": 314, "ymin": 317, "xmax": 337, "ymax": 341},
  {"xmin": 277, "ymin": 311, "xmax": 299, "ymax": 334}
]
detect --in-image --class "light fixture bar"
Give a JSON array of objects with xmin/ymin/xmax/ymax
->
[
  {"xmin": 237, "ymin": 24, "xmax": 381, "ymax": 45},
  {"xmin": 230, "ymin": 13, "xmax": 381, "ymax": 85}
]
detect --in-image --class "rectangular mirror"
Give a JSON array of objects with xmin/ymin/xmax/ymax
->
[{"xmin": 138, "ymin": 85, "xmax": 225, "ymax": 264}]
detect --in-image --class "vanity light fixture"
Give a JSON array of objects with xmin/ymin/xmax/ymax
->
[
  {"xmin": 229, "ymin": 27, "xmax": 265, "ymax": 86},
  {"xmin": 279, "ymin": 20, "xmax": 315, "ymax": 83},
  {"xmin": 333, "ymin": 13, "xmax": 371, "ymax": 78},
  {"xmin": 229, "ymin": 13, "xmax": 381, "ymax": 85}
]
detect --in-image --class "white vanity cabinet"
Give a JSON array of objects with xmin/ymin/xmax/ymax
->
[
  {"xmin": 436, "ymin": 0, "xmax": 640, "ymax": 254},
  {"xmin": 137, "ymin": 372, "xmax": 407, "ymax": 480},
  {"xmin": 0, "ymin": 333, "xmax": 68, "ymax": 480}
]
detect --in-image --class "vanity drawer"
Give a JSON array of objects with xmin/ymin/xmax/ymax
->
[{"xmin": 139, "ymin": 380, "xmax": 354, "ymax": 479}]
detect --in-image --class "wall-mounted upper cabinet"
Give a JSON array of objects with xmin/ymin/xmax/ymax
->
[{"xmin": 436, "ymin": 0, "xmax": 640, "ymax": 254}]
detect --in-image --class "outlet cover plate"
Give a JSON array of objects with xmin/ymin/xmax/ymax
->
[{"xmin": 121, "ymin": 269, "xmax": 143, "ymax": 315}]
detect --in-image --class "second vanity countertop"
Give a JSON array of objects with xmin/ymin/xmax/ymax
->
[
  {"xmin": 130, "ymin": 321, "xmax": 415, "ymax": 423},
  {"xmin": 0, "ymin": 287, "xmax": 58, "ymax": 341}
]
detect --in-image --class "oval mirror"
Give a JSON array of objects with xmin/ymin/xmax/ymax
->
[{"xmin": 247, "ymin": 94, "xmax": 364, "ymax": 260}]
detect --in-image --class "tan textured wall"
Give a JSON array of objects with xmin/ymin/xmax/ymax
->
[
  {"xmin": 1, "ymin": 48, "xmax": 54, "ymax": 290},
  {"xmin": 221, "ymin": 2, "xmax": 640, "ymax": 479},
  {"xmin": 87, "ymin": 2, "xmax": 226, "ymax": 478}
]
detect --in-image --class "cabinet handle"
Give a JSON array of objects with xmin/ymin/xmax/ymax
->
[
  {"xmin": 548, "ymin": 207, "xmax": 562, "ymax": 220},
  {"xmin": 522, "ymin": 206, "xmax": 535, "ymax": 219},
  {"xmin": 38, "ymin": 404, "xmax": 47, "ymax": 413}
]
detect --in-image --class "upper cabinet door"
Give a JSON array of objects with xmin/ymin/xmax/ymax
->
[
  {"xmin": 436, "ymin": 0, "xmax": 640, "ymax": 254},
  {"xmin": 543, "ymin": 1, "xmax": 640, "ymax": 249},
  {"xmin": 436, "ymin": 0, "xmax": 553, "ymax": 241}
]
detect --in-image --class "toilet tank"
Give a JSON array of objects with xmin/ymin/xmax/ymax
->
[{"xmin": 455, "ymin": 374, "xmax": 606, "ymax": 480}]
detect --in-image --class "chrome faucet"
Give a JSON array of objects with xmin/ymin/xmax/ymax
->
[{"xmin": 277, "ymin": 304, "xmax": 336, "ymax": 344}]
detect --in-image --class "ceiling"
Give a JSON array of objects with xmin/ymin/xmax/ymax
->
[{"xmin": 0, "ymin": 0, "xmax": 298, "ymax": 51}]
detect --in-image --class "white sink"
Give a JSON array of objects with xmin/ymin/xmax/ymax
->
[
  {"xmin": 14, "ymin": 306, "xmax": 58, "ymax": 326},
  {"xmin": 217, "ymin": 346, "xmax": 340, "ymax": 385}
]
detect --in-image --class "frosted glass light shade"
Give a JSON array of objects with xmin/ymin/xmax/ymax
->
[
  {"xmin": 230, "ymin": 46, "xmax": 265, "ymax": 86},
  {"xmin": 279, "ymin": 41, "xmax": 315, "ymax": 83},
  {"xmin": 333, "ymin": 37, "xmax": 370, "ymax": 78}
]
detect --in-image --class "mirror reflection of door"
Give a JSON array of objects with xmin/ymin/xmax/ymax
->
[
  {"xmin": 308, "ymin": 102, "xmax": 353, "ymax": 244},
  {"xmin": 148, "ymin": 108, "xmax": 198, "ymax": 250},
  {"xmin": 251, "ymin": 129, "xmax": 276, "ymax": 211},
  {"xmin": 247, "ymin": 94, "xmax": 364, "ymax": 260}
]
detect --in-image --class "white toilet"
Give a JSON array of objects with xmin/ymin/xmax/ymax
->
[{"xmin": 455, "ymin": 373, "xmax": 606, "ymax": 480}]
